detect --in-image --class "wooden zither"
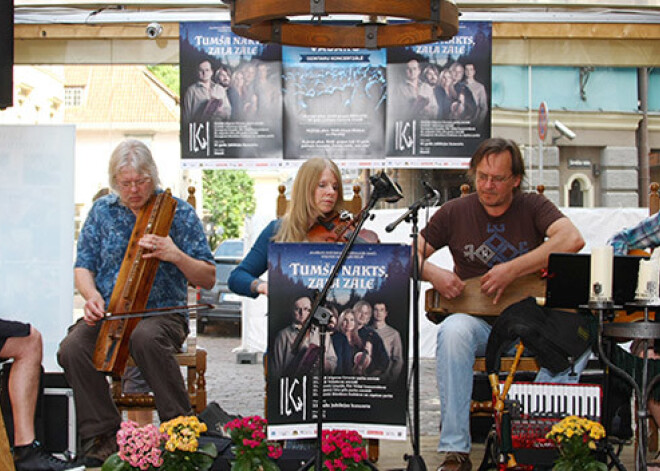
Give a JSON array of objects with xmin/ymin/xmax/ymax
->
[{"xmin": 93, "ymin": 190, "xmax": 177, "ymax": 376}]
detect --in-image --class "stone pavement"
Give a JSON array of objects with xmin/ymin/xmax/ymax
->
[{"xmin": 197, "ymin": 323, "xmax": 440, "ymax": 434}]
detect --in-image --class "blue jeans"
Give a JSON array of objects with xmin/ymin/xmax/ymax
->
[{"xmin": 435, "ymin": 313, "xmax": 591, "ymax": 453}]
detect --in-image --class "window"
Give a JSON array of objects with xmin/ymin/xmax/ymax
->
[{"xmin": 65, "ymin": 86, "xmax": 83, "ymax": 106}]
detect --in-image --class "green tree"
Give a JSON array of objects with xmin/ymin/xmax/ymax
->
[
  {"xmin": 202, "ymin": 170, "xmax": 256, "ymax": 250},
  {"xmin": 147, "ymin": 64, "xmax": 180, "ymax": 95}
]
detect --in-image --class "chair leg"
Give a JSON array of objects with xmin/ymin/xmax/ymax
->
[
  {"xmin": 194, "ymin": 348, "xmax": 207, "ymax": 413},
  {"xmin": 127, "ymin": 410, "xmax": 153, "ymax": 426},
  {"xmin": 367, "ymin": 438, "xmax": 379, "ymax": 463}
]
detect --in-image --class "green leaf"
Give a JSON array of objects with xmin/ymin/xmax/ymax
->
[
  {"xmin": 231, "ymin": 458, "xmax": 253, "ymax": 471},
  {"xmin": 202, "ymin": 170, "xmax": 256, "ymax": 250},
  {"xmin": 101, "ymin": 453, "xmax": 129, "ymax": 471},
  {"xmin": 199, "ymin": 442, "xmax": 219, "ymax": 459},
  {"xmin": 261, "ymin": 458, "xmax": 282, "ymax": 471}
]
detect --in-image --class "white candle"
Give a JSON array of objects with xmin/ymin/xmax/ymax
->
[
  {"xmin": 590, "ymin": 246, "xmax": 613, "ymax": 302},
  {"xmin": 636, "ymin": 258, "xmax": 660, "ymax": 301}
]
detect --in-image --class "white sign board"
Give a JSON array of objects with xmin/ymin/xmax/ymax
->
[{"xmin": 0, "ymin": 125, "xmax": 75, "ymax": 371}]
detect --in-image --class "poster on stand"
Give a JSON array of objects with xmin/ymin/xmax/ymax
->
[
  {"xmin": 386, "ymin": 21, "xmax": 492, "ymax": 163},
  {"xmin": 180, "ymin": 22, "xmax": 283, "ymax": 166},
  {"xmin": 282, "ymin": 47, "xmax": 387, "ymax": 160},
  {"xmin": 266, "ymin": 243, "xmax": 410, "ymax": 440}
]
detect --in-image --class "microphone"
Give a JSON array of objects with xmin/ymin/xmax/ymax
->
[
  {"xmin": 385, "ymin": 181, "xmax": 441, "ymax": 233},
  {"xmin": 422, "ymin": 181, "xmax": 441, "ymax": 206}
]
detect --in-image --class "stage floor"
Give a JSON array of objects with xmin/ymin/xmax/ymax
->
[
  {"xmin": 83, "ymin": 323, "xmax": 643, "ymax": 471},
  {"xmin": 376, "ymin": 436, "xmax": 638, "ymax": 470}
]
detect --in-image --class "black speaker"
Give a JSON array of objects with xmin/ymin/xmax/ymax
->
[
  {"xmin": 1, "ymin": 364, "xmax": 76, "ymax": 454},
  {"xmin": 1, "ymin": 361, "xmax": 44, "ymax": 448},
  {"xmin": 0, "ymin": 0, "xmax": 14, "ymax": 109},
  {"xmin": 200, "ymin": 435, "xmax": 314, "ymax": 471}
]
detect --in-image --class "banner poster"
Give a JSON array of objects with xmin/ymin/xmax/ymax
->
[
  {"xmin": 266, "ymin": 243, "xmax": 410, "ymax": 440},
  {"xmin": 386, "ymin": 21, "xmax": 492, "ymax": 162},
  {"xmin": 179, "ymin": 22, "xmax": 283, "ymax": 165},
  {"xmin": 281, "ymin": 47, "xmax": 387, "ymax": 160}
]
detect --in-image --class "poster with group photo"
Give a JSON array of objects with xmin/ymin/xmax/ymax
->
[
  {"xmin": 179, "ymin": 22, "xmax": 283, "ymax": 164},
  {"xmin": 179, "ymin": 21, "xmax": 491, "ymax": 168},
  {"xmin": 282, "ymin": 47, "xmax": 387, "ymax": 159},
  {"xmin": 266, "ymin": 243, "xmax": 410, "ymax": 440},
  {"xmin": 386, "ymin": 21, "xmax": 492, "ymax": 162}
]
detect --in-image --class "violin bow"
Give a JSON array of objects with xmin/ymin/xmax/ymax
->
[{"xmin": 100, "ymin": 303, "xmax": 213, "ymax": 321}]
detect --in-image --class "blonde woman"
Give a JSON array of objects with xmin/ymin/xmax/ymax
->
[
  {"xmin": 228, "ymin": 157, "xmax": 344, "ymax": 297},
  {"xmin": 337, "ymin": 309, "xmax": 372, "ymax": 376}
]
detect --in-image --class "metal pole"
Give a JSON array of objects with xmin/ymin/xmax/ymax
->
[
  {"xmin": 638, "ymin": 67, "xmax": 650, "ymax": 208},
  {"xmin": 539, "ymin": 140, "xmax": 544, "ymax": 186}
]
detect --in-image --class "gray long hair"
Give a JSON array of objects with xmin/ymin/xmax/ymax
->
[{"xmin": 108, "ymin": 139, "xmax": 161, "ymax": 192}]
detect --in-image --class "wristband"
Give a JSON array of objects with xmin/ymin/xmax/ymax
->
[{"xmin": 250, "ymin": 279, "xmax": 263, "ymax": 293}]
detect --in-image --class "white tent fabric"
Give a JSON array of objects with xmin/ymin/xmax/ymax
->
[{"xmin": 238, "ymin": 206, "xmax": 649, "ymax": 359}]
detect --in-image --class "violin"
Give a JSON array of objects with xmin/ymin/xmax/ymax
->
[{"xmin": 307, "ymin": 210, "xmax": 379, "ymax": 244}]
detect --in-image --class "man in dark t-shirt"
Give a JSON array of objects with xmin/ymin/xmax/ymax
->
[{"xmin": 416, "ymin": 137, "xmax": 585, "ymax": 471}]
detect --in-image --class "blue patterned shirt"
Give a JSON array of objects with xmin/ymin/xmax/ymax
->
[
  {"xmin": 75, "ymin": 191, "xmax": 213, "ymax": 309},
  {"xmin": 608, "ymin": 212, "xmax": 660, "ymax": 255}
]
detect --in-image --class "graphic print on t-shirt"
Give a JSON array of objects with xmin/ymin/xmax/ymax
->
[{"xmin": 463, "ymin": 222, "xmax": 530, "ymax": 268}]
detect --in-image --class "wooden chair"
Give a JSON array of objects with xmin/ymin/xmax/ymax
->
[
  {"xmin": 110, "ymin": 187, "xmax": 208, "ymax": 417},
  {"xmin": 274, "ymin": 183, "xmax": 380, "ymax": 462},
  {"xmin": 0, "ymin": 404, "xmax": 15, "ymax": 471},
  {"xmin": 110, "ymin": 314, "xmax": 208, "ymax": 416}
]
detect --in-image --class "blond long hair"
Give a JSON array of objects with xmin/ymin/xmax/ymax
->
[
  {"xmin": 274, "ymin": 157, "xmax": 344, "ymax": 242},
  {"xmin": 337, "ymin": 309, "xmax": 362, "ymax": 348}
]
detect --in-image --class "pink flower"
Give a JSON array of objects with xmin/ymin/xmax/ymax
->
[
  {"xmin": 116, "ymin": 421, "xmax": 164, "ymax": 469},
  {"xmin": 319, "ymin": 429, "xmax": 368, "ymax": 470},
  {"xmin": 267, "ymin": 444, "xmax": 283, "ymax": 459},
  {"xmin": 225, "ymin": 416, "xmax": 282, "ymax": 468}
]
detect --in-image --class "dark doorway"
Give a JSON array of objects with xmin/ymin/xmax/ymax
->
[{"xmin": 569, "ymin": 179, "xmax": 584, "ymax": 207}]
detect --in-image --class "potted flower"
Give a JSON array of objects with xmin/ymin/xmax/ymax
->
[
  {"xmin": 223, "ymin": 415, "xmax": 283, "ymax": 471},
  {"xmin": 159, "ymin": 416, "xmax": 217, "ymax": 470},
  {"xmin": 318, "ymin": 429, "xmax": 370, "ymax": 471},
  {"xmin": 102, "ymin": 421, "xmax": 165, "ymax": 471},
  {"xmin": 102, "ymin": 416, "xmax": 217, "ymax": 471},
  {"xmin": 545, "ymin": 415, "xmax": 607, "ymax": 471}
]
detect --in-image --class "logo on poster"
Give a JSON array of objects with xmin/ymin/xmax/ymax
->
[
  {"xmin": 189, "ymin": 122, "xmax": 211, "ymax": 156},
  {"xmin": 394, "ymin": 120, "xmax": 416, "ymax": 154},
  {"xmin": 280, "ymin": 376, "xmax": 308, "ymax": 419}
]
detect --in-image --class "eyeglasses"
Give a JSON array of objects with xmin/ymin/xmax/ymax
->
[
  {"xmin": 117, "ymin": 177, "xmax": 152, "ymax": 190},
  {"xmin": 476, "ymin": 172, "xmax": 513, "ymax": 185}
]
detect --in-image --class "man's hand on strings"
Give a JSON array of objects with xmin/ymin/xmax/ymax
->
[
  {"xmin": 83, "ymin": 292, "xmax": 106, "ymax": 326},
  {"xmin": 431, "ymin": 268, "xmax": 465, "ymax": 299},
  {"xmin": 139, "ymin": 234, "xmax": 180, "ymax": 263},
  {"xmin": 480, "ymin": 263, "xmax": 517, "ymax": 304}
]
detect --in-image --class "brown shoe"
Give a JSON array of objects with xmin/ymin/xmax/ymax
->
[
  {"xmin": 81, "ymin": 431, "xmax": 118, "ymax": 467},
  {"xmin": 437, "ymin": 452, "xmax": 472, "ymax": 471}
]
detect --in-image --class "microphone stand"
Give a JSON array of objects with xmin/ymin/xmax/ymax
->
[
  {"xmin": 386, "ymin": 190, "xmax": 439, "ymax": 471},
  {"xmin": 293, "ymin": 189, "xmax": 382, "ymax": 471}
]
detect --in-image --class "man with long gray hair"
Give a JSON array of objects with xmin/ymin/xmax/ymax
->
[{"xmin": 58, "ymin": 139, "xmax": 214, "ymax": 467}]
